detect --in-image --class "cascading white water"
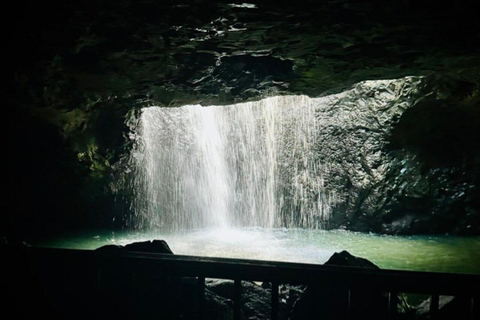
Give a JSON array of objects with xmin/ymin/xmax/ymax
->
[
  {"xmin": 130, "ymin": 77, "xmax": 421, "ymax": 231},
  {"xmin": 132, "ymin": 95, "xmax": 336, "ymax": 231}
]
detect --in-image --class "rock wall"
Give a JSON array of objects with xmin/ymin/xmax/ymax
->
[
  {"xmin": 4, "ymin": 0, "xmax": 480, "ymax": 238},
  {"xmin": 381, "ymin": 75, "xmax": 480, "ymax": 235},
  {"xmin": 290, "ymin": 75, "xmax": 478, "ymax": 235}
]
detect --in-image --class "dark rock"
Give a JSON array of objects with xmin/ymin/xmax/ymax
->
[
  {"xmin": 324, "ymin": 250, "xmax": 380, "ymax": 269},
  {"xmin": 205, "ymin": 279, "xmax": 303, "ymax": 320},
  {"xmin": 379, "ymin": 75, "xmax": 480, "ymax": 235},
  {"xmin": 0, "ymin": 237, "xmax": 30, "ymax": 248},
  {"xmin": 123, "ymin": 239, "xmax": 173, "ymax": 253},
  {"xmin": 317, "ymin": 75, "xmax": 480, "ymax": 235},
  {"xmin": 94, "ymin": 241, "xmax": 202, "ymax": 319},
  {"xmin": 204, "ymin": 288, "xmax": 235, "ymax": 320},
  {"xmin": 290, "ymin": 251, "xmax": 387, "ymax": 320},
  {"xmin": 416, "ymin": 296, "xmax": 473, "ymax": 320},
  {"xmin": 95, "ymin": 239, "xmax": 173, "ymax": 254},
  {"xmin": 206, "ymin": 279, "xmax": 271, "ymax": 320}
]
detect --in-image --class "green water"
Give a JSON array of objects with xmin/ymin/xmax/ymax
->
[{"xmin": 36, "ymin": 228, "xmax": 480, "ymax": 274}]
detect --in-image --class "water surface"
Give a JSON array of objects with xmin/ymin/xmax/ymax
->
[{"xmin": 36, "ymin": 228, "xmax": 480, "ymax": 274}]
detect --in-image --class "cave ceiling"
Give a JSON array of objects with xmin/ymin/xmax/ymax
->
[{"xmin": 5, "ymin": 0, "xmax": 480, "ymax": 111}]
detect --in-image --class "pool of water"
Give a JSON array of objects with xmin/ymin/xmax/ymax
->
[{"xmin": 35, "ymin": 228, "xmax": 480, "ymax": 274}]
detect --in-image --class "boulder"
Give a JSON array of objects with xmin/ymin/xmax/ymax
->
[
  {"xmin": 290, "ymin": 251, "xmax": 388, "ymax": 320},
  {"xmin": 324, "ymin": 250, "xmax": 380, "ymax": 269},
  {"xmin": 95, "ymin": 239, "xmax": 173, "ymax": 254},
  {"xmin": 204, "ymin": 279, "xmax": 304, "ymax": 320},
  {"xmin": 206, "ymin": 279, "xmax": 270, "ymax": 320},
  {"xmin": 204, "ymin": 288, "xmax": 235, "ymax": 320}
]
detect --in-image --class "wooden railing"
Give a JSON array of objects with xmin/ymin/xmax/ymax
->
[{"xmin": 3, "ymin": 246, "xmax": 479, "ymax": 319}]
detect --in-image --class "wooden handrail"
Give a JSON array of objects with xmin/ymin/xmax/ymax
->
[{"xmin": 3, "ymin": 246, "xmax": 479, "ymax": 319}]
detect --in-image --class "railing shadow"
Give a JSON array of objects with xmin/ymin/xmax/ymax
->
[{"xmin": 2, "ymin": 246, "xmax": 479, "ymax": 320}]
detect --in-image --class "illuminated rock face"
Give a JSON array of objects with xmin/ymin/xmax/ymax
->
[{"xmin": 131, "ymin": 77, "xmax": 425, "ymax": 231}]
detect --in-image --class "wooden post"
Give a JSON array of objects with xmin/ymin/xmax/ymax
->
[
  {"xmin": 430, "ymin": 294, "xmax": 439, "ymax": 319},
  {"xmin": 387, "ymin": 291, "xmax": 398, "ymax": 320},
  {"xmin": 197, "ymin": 276, "xmax": 205, "ymax": 320},
  {"xmin": 470, "ymin": 296, "xmax": 478, "ymax": 320},
  {"xmin": 233, "ymin": 279, "xmax": 242, "ymax": 320},
  {"xmin": 271, "ymin": 282, "xmax": 279, "ymax": 320},
  {"xmin": 347, "ymin": 289, "xmax": 352, "ymax": 320}
]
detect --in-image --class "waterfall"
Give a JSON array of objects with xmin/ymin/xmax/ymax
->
[
  {"xmin": 130, "ymin": 77, "xmax": 421, "ymax": 231},
  {"xmin": 131, "ymin": 95, "xmax": 335, "ymax": 231}
]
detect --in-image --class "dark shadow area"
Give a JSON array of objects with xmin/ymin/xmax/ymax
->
[{"xmin": 2, "ymin": 243, "xmax": 479, "ymax": 320}]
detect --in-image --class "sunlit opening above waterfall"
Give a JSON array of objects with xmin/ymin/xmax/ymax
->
[{"xmin": 129, "ymin": 77, "xmax": 422, "ymax": 232}]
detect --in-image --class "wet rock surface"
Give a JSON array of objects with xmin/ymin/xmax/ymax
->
[
  {"xmin": 204, "ymin": 279, "xmax": 305, "ymax": 320},
  {"xmin": 95, "ymin": 239, "xmax": 173, "ymax": 254},
  {"xmin": 4, "ymin": 0, "xmax": 480, "ymax": 238},
  {"xmin": 277, "ymin": 76, "xmax": 478, "ymax": 235}
]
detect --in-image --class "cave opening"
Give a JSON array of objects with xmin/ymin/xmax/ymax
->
[
  {"xmin": 3, "ymin": 1, "xmax": 480, "ymax": 318},
  {"xmin": 30, "ymin": 77, "xmax": 479, "ymax": 275}
]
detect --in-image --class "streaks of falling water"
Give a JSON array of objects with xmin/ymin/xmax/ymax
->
[{"xmin": 132, "ymin": 95, "xmax": 336, "ymax": 231}]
